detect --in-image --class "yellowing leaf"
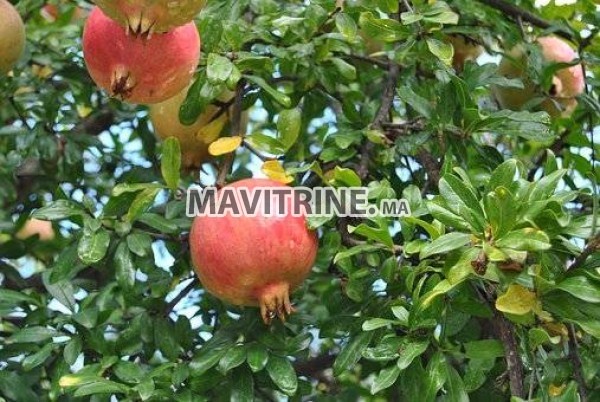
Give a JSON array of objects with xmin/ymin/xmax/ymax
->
[
  {"xmin": 548, "ymin": 383, "xmax": 566, "ymax": 397},
  {"xmin": 76, "ymin": 105, "xmax": 93, "ymax": 118},
  {"xmin": 32, "ymin": 65, "xmax": 53, "ymax": 79},
  {"xmin": 261, "ymin": 160, "xmax": 293, "ymax": 184},
  {"xmin": 208, "ymin": 136, "xmax": 242, "ymax": 156},
  {"xmin": 496, "ymin": 284, "xmax": 538, "ymax": 315},
  {"xmin": 59, "ymin": 375, "xmax": 81, "ymax": 387}
]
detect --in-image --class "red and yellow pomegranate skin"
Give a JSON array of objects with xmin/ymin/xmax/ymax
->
[
  {"xmin": 493, "ymin": 36, "xmax": 585, "ymax": 117},
  {"xmin": 189, "ymin": 178, "xmax": 318, "ymax": 324},
  {"xmin": 82, "ymin": 7, "xmax": 200, "ymax": 104},
  {"xmin": 0, "ymin": 0, "xmax": 26, "ymax": 75}
]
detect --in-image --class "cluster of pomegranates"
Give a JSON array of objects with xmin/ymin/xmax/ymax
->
[
  {"xmin": 82, "ymin": 1, "xmax": 204, "ymax": 104},
  {"xmin": 80, "ymin": 4, "xmax": 319, "ymax": 323}
]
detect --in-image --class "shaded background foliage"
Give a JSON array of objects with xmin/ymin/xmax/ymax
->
[{"xmin": 1, "ymin": 0, "xmax": 600, "ymax": 401}]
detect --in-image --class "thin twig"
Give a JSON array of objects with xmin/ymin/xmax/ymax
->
[
  {"xmin": 475, "ymin": 0, "xmax": 573, "ymax": 41},
  {"xmin": 164, "ymin": 277, "xmax": 199, "ymax": 316},
  {"xmin": 216, "ymin": 81, "xmax": 245, "ymax": 187},
  {"xmin": 568, "ymin": 324, "xmax": 588, "ymax": 402},
  {"xmin": 568, "ymin": 234, "xmax": 600, "ymax": 270},
  {"xmin": 481, "ymin": 285, "xmax": 526, "ymax": 398}
]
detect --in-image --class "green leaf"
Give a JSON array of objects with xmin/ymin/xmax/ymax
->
[
  {"xmin": 495, "ymin": 228, "xmax": 551, "ymax": 251},
  {"xmin": 463, "ymin": 340, "xmax": 505, "ymax": 360},
  {"xmin": 8, "ymin": 326, "xmax": 58, "ymax": 343},
  {"xmin": 246, "ymin": 343, "xmax": 269, "ymax": 373},
  {"xmin": 427, "ymin": 200, "xmax": 472, "ymax": 231},
  {"xmin": 334, "ymin": 244, "xmax": 384, "ymax": 263},
  {"xmin": 78, "ymin": 229, "xmax": 110, "ymax": 264},
  {"xmin": 230, "ymin": 366, "xmax": 254, "ymax": 402},
  {"xmin": 397, "ymin": 340, "xmax": 429, "ymax": 370},
  {"xmin": 420, "ymin": 232, "xmax": 471, "ymax": 259},
  {"xmin": 349, "ymin": 223, "xmax": 393, "ymax": 248},
  {"xmin": 127, "ymin": 187, "xmax": 161, "ymax": 222},
  {"xmin": 245, "ymin": 75, "xmax": 291, "ymax": 107},
  {"xmin": 336, "ymin": 12, "xmax": 357, "ymax": 40},
  {"xmin": 49, "ymin": 242, "xmax": 81, "ymax": 283},
  {"xmin": 266, "ymin": 356, "xmax": 297, "ymax": 396},
  {"xmin": 426, "ymin": 38, "xmax": 453, "ymax": 66},
  {"xmin": 277, "ymin": 108, "xmax": 302, "ymax": 151},
  {"xmin": 190, "ymin": 348, "xmax": 227, "ymax": 375},
  {"xmin": 362, "ymin": 336, "xmax": 404, "ymax": 362},
  {"xmin": 484, "ymin": 187, "xmax": 517, "ymax": 239},
  {"xmin": 112, "ymin": 183, "xmax": 163, "ymax": 197},
  {"xmin": 439, "ymin": 175, "xmax": 485, "ymax": 231},
  {"xmin": 64, "ymin": 337, "xmax": 82, "ymax": 366},
  {"xmin": 487, "ymin": 159, "xmax": 518, "ymax": 192},
  {"xmin": 138, "ymin": 213, "xmax": 178, "ymax": 234},
  {"xmin": 370, "ymin": 364, "xmax": 401, "ymax": 394},
  {"xmin": 127, "ymin": 232, "xmax": 153, "ymax": 257},
  {"xmin": 397, "ymin": 86, "xmax": 432, "ymax": 118},
  {"xmin": 0, "ymin": 289, "xmax": 40, "ymax": 306},
  {"xmin": 23, "ymin": 343, "xmax": 53, "ymax": 371},
  {"xmin": 359, "ymin": 12, "xmax": 410, "ymax": 42},
  {"xmin": 42, "ymin": 271, "xmax": 76, "ymax": 310},
  {"xmin": 555, "ymin": 276, "xmax": 600, "ymax": 303},
  {"xmin": 333, "ymin": 331, "xmax": 373, "ymax": 376},
  {"xmin": 32, "ymin": 200, "xmax": 85, "ymax": 220},
  {"xmin": 207, "ymin": 53, "xmax": 235, "ymax": 84},
  {"xmin": 528, "ymin": 169, "xmax": 566, "ymax": 202},
  {"xmin": 136, "ymin": 378, "xmax": 155, "ymax": 401},
  {"xmin": 161, "ymin": 137, "xmax": 181, "ymax": 191},
  {"xmin": 332, "ymin": 166, "xmax": 362, "ymax": 187},
  {"xmin": 73, "ymin": 380, "xmax": 129, "ymax": 397},
  {"xmin": 219, "ymin": 345, "xmax": 247, "ymax": 373},
  {"xmin": 443, "ymin": 363, "xmax": 469, "ymax": 402},
  {"xmin": 362, "ymin": 318, "xmax": 398, "ymax": 331},
  {"xmin": 115, "ymin": 242, "xmax": 135, "ymax": 289}
]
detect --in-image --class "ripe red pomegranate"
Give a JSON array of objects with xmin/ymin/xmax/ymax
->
[
  {"xmin": 94, "ymin": 0, "xmax": 207, "ymax": 35},
  {"xmin": 82, "ymin": 7, "xmax": 200, "ymax": 104},
  {"xmin": 189, "ymin": 178, "xmax": 318, "ymax": 324}
]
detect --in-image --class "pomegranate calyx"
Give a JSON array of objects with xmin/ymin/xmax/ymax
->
[{"xmin": 258, "ymin": 282, "xmax": 295, "ymax": 325}]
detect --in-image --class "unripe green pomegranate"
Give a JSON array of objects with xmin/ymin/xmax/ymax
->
[
  {"xmin": 0, "ymin": 0, "xmax": 25, "ymax": 75},
  {"xmin": 189, "ymin": 179, "xmax": 318, "ymax": 324}
]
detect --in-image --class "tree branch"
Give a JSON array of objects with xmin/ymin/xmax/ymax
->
[
  {"xmin": 480, "ymin": 285, "xmax": 525, "ymax": 398},
  {"xmin": 294, "ymin": 354, "xmax": 336, "ymax": 377},
  {"xmin": 164, "ymin": 277, "xmax": 199, "ymax": 316},
  {"xmin": 216, "ymin": 81, "xmax": 245, "ymax": 187},
  {"xmin": 475, "ymin": 0, "xmax": 573, "ymax": 41},
  {"xmin": 358, "ymin": 62, "xmax": 401, "ymax": 180},
  {"xmin": 568, "ymin": 234, "xmax": 600, "ymax": 271},
  {"xmin": 568, "ymin": 324, "xmax": 588, "ymax": 402}
]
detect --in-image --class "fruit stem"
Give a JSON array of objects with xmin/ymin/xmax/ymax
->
[{"xmin": 258, "ymin": 282, "xmax": 295, "ymax": 325}]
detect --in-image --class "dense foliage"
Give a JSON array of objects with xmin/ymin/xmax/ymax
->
[{"xmin": 1, "ymin": 0, "xmax": 599, "ymax": 401}]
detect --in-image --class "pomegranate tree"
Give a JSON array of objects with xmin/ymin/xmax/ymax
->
[
  {"xmin": 0, "ymin": 0, "xmax": 25, "ymax": 75},
  {"xmin": 94, "ymin": 0, "xmax": 207, "ymax": 35},
  {"xmin": 493, "ymin": 36, "xmax": 585, "ymax": 117},
  {"xmin": 82, "ymin": 7, "xmax": 200, "ymax": 104},
  {"xmin": 189, "ymin": 178, "xmax": 318, "ymax": 324}
]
